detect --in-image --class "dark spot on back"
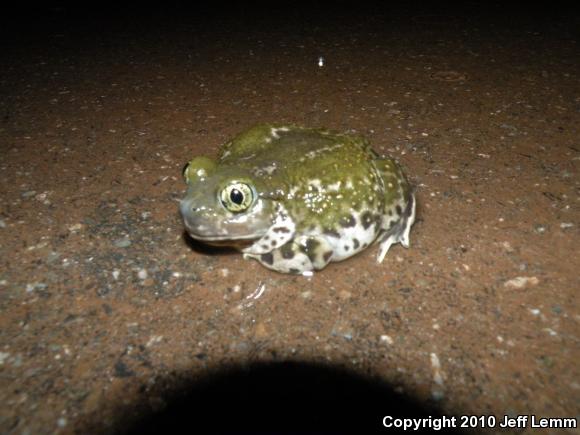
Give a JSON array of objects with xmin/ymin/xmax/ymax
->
[
  {"xmin": 361, "ymin": 211, "xmax": 374, "ymax": 229},
  {"xmin": 344, "ymin": 245, "xmax": 350, "ymax": 251},
  {"xmin": 273, "ymin": 227, "xmax": 291, "ymax": 233},
  {"xmin": 271, "ymin": 240, "xmax": 277, "ymax": 247},
  {"xmin": 281, "ymin": 243, "xmax": 295, "ymax": 259},
  {"xmin": 260, "ymin": 253, "xmax": 274, "ymax": 265},
  {"xmin": 353, "ymin": 238, "xmax": 360, "ymax": 249},
  {"xmin": 339, "ymin": 215, "xmax": 356, "ymax": 228}
]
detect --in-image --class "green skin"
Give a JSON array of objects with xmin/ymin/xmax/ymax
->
[{"xmin": 180, "ymin": 124, "xmax": 415, "ymax": 273}]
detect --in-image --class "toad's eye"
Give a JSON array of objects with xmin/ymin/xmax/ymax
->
[{"xmin": 219, "ymin": 183, "xmax": 254, "ymax": 213}]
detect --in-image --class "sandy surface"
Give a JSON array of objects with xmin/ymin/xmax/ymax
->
[{"xmin": 1, "ymin": 2, "xmax": 579, "ymax": 434}]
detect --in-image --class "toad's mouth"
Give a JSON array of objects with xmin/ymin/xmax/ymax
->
[
  {"xmin": 186, "ymin": 232, "xmax": 258, "ymax": 242},
  {"xmin": 183, "ymin": 223, "xmax": 262, "ymax": 243},
  {"xmin": 184, "ymin": 231, "xmax": 257, "ymax": 249},
  {"xmin": 180, "ymin": 202, "xmax": 267, "ymax": 246},
  {"xmin": 203, "ymin": 239, "xmax": 255, "ymax": 249}
]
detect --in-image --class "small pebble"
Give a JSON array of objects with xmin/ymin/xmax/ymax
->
[
  {"xmin": 137, "ymin": 269, "xmax": 148, "ymax": 280},
  {"xmin": 430, "ymin": 353, "xmax": 445, "ymax": 397},
  {"xmin": 46, "ymin": 251, "xmax": 61, "ymax": 264},
  {"xmin": 431, "ymin": 390, "xmax": 445, "ymax": 400},
  {"xmin": 68, "ymin": 223, "xmax": 83, "ymax": 232},
  {"xmin": 380, "ymin": 335, "xmax": 393, "ymax": 345},
  {"xmin": 338, "ymin": 290, "xmax": 352, "ymax": 299},
  {"xmin": 504, "ymin": 276, "xmax": 539, "ymax": 289},
  {"xmin": 114, "ymin": 237, "xmax": 131, "ymax": 248},
  {"xmin": 25, "ymin": 282, "xmax": 47, "ymax": 293},
  {"xmin": 0, "ymin": 352, "xmax": 10, "ymax": 365},
  {"xmin": 57, "ymin": 418, "xmax": 67, "ymax": 428},
  {"xmin": 146, "ymin": 335, "xmax": 163, "ymax": 347},
  {"xmin": 533, "ymin": 224, "xmax": 547, "ymax": 234},
  {"xmin": 331, "ymin": 321, "xmax": 354, "ymax": 341},
  {"xmin": 501, "ymin": 241, "xmax": 514, "ymax": 252}
]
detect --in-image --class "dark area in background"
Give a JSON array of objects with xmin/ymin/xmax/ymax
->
[
  {"xmin": 2, "ymin": 0, "xmax": 578, "ymax": 38},
  {"xmin": 123, "ymin": 361, "xmax": 458, "ymax": 435}
]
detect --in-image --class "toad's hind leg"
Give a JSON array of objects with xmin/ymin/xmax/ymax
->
[
  {"xmin": 243, "ymin": 236, "xmax": 334, "ymax": 274},
  {"xmin": 373, "ymin": 157, "xmax": 416, "ymax": 263},
  {"xmin": 376, "ymin": 193, "xmax": 416, "ymax": 263}
]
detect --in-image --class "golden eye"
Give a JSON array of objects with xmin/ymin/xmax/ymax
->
[{"xmin": 220, "ymin": 183, "xmax": 254, "ymax": 213}]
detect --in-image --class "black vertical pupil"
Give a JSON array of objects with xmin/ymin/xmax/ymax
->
[{"xmin": 230, "ymin": 189, "xmax": 244, "ymax": 205}]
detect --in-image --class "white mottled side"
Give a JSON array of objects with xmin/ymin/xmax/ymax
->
[
  {"xmin": 324, "ymin": 210, "xmax": 379, "ymax": 262},
  {"xmin": 245, "ymin": 241, "xmax": 314, "ymax": 273}
]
